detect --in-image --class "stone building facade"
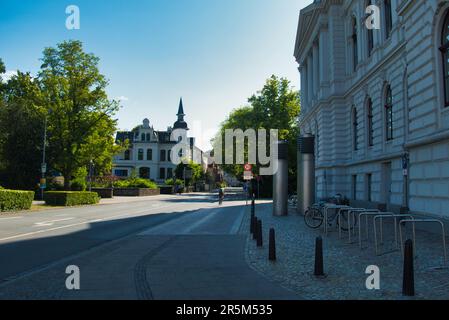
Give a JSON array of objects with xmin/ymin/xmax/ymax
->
[{"xmin": 294, "ymin": 0, "xmax": 449, "ymax": 218}]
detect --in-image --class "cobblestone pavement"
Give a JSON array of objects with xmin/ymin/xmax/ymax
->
[{"xmin": 243, "ymin": 202, "xmax": 449, "ymax": 300}]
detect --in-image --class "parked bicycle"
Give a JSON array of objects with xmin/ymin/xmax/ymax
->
[{"xmin": 304, "ymin": 202, "xmax": 357, "ymax": 231}]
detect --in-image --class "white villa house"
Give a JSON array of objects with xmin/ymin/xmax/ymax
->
[
  {"xmin": 295, "ymin": 0, "xmax": 449, "ymax": 218},
  {"xmin": 113, "ymin": 99, "xmax": 208, "ymax": 183}
]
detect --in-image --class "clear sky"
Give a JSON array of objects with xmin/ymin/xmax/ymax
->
[{"xmin": 0, "ymin": 0, "xmax": 312, "ymax": 150}]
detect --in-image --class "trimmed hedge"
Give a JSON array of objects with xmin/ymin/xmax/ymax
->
[
  {"xmin": 44, "ymin": 191, "xmax": 100, "ymax": 207},
  {"xmin": 0, "ymin": 189, "xmax": 35, "ymax": 212}
]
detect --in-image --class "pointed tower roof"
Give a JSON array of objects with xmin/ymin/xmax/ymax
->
[
  {"xmin": 177, "ymin": 97, "xmax": 185, "ymax": 116},
  {"xmin": 173, "ymin": 97, "xmax": 189, "ymax": 130}
]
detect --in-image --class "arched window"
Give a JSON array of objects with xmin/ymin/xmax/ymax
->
[
  {"xmin": 366, "ymin": 98, "xmax": 374, "ymax": 147},
  {"xmin": 352, "ymin": 17, "xmax": 358, "ymax": 71},
  {"xmin": 138, "ymin": 149, "xmax": 144, "ymax": 161},
  {"xmin": 147, "ymin": 149, "xmax": 153, "ymax": 161},
  {"xmin": 385, "ymin": 85, "xmax": 394, "ymax": 141},
  {"xmin": 384, "ymin": 0, "xmax": 392, "ymax": 39},
  {"xmin": 441, "ymin": 11, "xmax": 449, "ymax": 107},
  {"xmin": 352, "ymin": 106, "xmax": 358, "ymax": 151},
  {"xmin": 366, "ymin": 0, "xmax": 374, "ymax": 56},
  {"xmin": 146, "ymin": 133, "xmax": 151, "ymax": 142}
]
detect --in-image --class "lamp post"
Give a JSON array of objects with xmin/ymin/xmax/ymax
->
[
  {"xmin": 41, "ymin": 115, "xmax": 48, "ymax": 201},
  {"xmin": 89, "ymin": 159, "xmax": 94, "ymax": 192}
]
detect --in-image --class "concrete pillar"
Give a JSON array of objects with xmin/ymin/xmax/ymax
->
[
  {"xmin": 307, "ymin": 53, "xmax": 313, "ymax": 105},
  {"xmin": 273, "ymin": 141, "xmax": 289, "ymax": 216},
  {"xmin": 319, "ymin": 28, "xmax": 329, "ymax": 84},
  {"xmin": 313, "ymin": 42, "xmax": 319, "ymax": 97},
  {"xmin": 297, "ymin": 134, "xmax": 315, "ymax": 215}
]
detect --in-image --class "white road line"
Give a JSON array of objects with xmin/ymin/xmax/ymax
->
[
  {"xmin": 34, "ymin": 218, "xmax": 75, "ymax": 227},
  {"xmin": 0, "ymin": 203, "xmax": 181, "ymax": 243},
  {"xmin": 230, "ymin": 206, "xmax": 246, "ymax": 234},
  {"xmin": 0, "ymin": 216, "xmax": 23, "ymax": 221}
]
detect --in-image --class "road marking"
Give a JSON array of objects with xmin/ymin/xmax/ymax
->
[
  {"xmin": 0, "ymin": 216, "xmax": 23, "ymax": 221},
  {"xmin": 0, "ymin": 203, "xmax": 181, "ymax": 243},
  {"xmin": 230, "ymin": 206, "xmax": 246, "ymax": 234},
  {"xmin": 34, "ymin": 218, "xmax": 75, "ymax": 227}
]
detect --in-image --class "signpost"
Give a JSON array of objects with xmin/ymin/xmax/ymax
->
[{"xmin": 243, "ymin": 163, "xmax": 253, "ymax": 181}]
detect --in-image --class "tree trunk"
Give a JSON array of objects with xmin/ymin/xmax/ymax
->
[{"xmin": 64, "ymin": 173, "xmax": 71, "ymax": 190}]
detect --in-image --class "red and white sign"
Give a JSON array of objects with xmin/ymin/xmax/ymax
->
[{"xmin": 244, "ymin": 163, "xmax": 252, "ymax": 171}]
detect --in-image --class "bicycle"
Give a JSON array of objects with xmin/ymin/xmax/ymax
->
[{"xmin": 304, "ymin": 203, "xmax": 357, "ymax": 231}]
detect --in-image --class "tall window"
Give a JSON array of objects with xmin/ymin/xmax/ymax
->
[
  {"xmin": 367, "ymin": 98, "xmax": 374, "ymax": 147},
  {"xmin": 168, "ymin": 150, "xmax": 172, "ymax": 162},
  {"xmin": 441, "ymin": 11, "xmax": 449, "ymax": 107},
  {"xmin": 147, "ymin": 149, "xmax": 153, "ymax": 161},
  {"xmin": 367, "ymin": 0, "xmax": 374, "ymax": 56},
  {"xmin": 385, "ymin": 85, "xmax": 394, "ymax": 141},
  {"xmin": 159, "ymin": 168, "xmax": 166, "ymax": 180},
  {"xmin": 167, "ymin": 168, "xmax": 173, "ymax": 179},
  {"xmin": 352, "ymin": 106, "xmax": 358, "ymax": 151},
  {"xmin": 124, "ymin": 150, "xmax": 130, "ymax": 161},
  {"xmin": 352, "ymin": 175, "xmax": 357, "ymax": 200},
  {"xmin": 160, "ymin": 150, "xmax": 166, "ymax": 162},
  {"xmin": 146, "ymin": 133, "xmax": 151, "ymax": 142},
  {"xmin": 141, "ymin": 133, "xmax": 146, "ymax": 141},
  {"xmin": 384, "ymin": 0, "xmax": 393, "ymax": 39},
  {"xmin": 352, "ymin": 17, "xmax": 358, "ymax": 71},
  {"xmin": 366, "ymin": 173, "xmax": 372, "ymax": 202},
  {"xmin": 138, "ymin": 149, "xmax": 144, "ymax": 161}
]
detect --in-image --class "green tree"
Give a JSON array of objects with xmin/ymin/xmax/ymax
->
[
  {"xmin": 175, "ymin": 161, "xmax": 204, "ymax": 186},
  {"xmin": 214, "ymin": 75, "xmax": 300, "ymax": 196},
  {"xmin": 0, "ymin": 71, "xmax": 46, "ymax": 190},
  {"xmin": 38, "ymin": 40, "xmax": 123, "ymax": 189}
]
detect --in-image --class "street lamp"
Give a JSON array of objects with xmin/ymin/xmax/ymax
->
[
  {"xmin": 89, "ymin": 159, "xmax": 94, "ymax": 192},
  {"xmin": 40, "ymin": 114, "xmax": 48, "ymax": 201}
]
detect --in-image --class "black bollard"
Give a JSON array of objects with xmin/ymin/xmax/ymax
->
[
  {"xmin": 250, "ymin": 213, "xmax": 255, "ymax": 234},
  {"xmin": 402, "ymin": 239, "xmax": 415, "ymax": 296},
  {"xmin": 253, "ymin": 218, "xmax": 259, "ymax": 240},
  {"xmin": 257, "ymin": 220, "xmax": 263, "ymax": 247},
  {"xmin": 251, "ymin": 200, "xmax": 255, "ymax": 215},
  {"xmin": 314, "ymin": 236, "xmax": 324, "ymax": 277},
  {"xmin": 269, "ymin": 228, "xmax": 276, "ymax": 261}
]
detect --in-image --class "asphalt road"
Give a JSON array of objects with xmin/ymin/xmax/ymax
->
[{"xmin": 0, "ymin": 193, "xmax": 298, "ymax": 300}]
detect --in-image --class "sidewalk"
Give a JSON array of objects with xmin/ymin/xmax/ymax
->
[{"xmin": 243, "ymin": 202, "xmax": 449, "ymax": 300}]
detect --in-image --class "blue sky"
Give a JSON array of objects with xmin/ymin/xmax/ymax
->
[{"xmin": 0, "ymin": 0, "xmax": 312, "ymax": 150}]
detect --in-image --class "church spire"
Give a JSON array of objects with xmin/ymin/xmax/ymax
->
[
  {"xmin": 177, "ymin": 97, "xmax": 185, "ymax": 117},
  {"xmin": 173, "ymin": 97, "xmax": 189, "ymax": 130}
]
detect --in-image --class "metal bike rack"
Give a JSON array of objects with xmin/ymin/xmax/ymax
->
[
  {"xmin": 358, "ymin": 211, "xmax": 390, "ymax": 250},
  {"xmin": 323, "ymin": 204, "xmax": 349, "ymax": 236},
  {"xmin": 373, "ymin": 214, "xmax": 415, "ymax": 256},
  {"xmin": 337, "ymin": 208, "xmax": 365, "ymax": 243},
  {"xmin": 398, "ymin": 219, "xmax": 447, "ymax": 265}
]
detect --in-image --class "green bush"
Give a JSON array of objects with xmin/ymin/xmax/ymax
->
[
  {"xmin": 70, "ymin": 180, "xmax": 87, "ymax": 191},
  {"xmin": 113, "ymin": 178, "xmax": 157, "ymax": 189},
  {"xmin": 0, "ymin": 189, "xmax": 35, "ymax": 212},
  {"xmin": 165, "ymin": 178, "xmax": 184, "ymax": 186},
  {"xmin": 44, "ymin": 191, "xmax": 100, "ymax": 207}
]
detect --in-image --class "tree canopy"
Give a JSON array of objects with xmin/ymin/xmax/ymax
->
[
  {"xmin": 0, "ymin": 41, "xmax": 124, "ymax": 190},
  {"xmin": 214, "ymin": 75, "xmax": 300, "ymax": 196}
]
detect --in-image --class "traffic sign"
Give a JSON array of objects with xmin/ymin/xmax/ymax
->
[
  {"xmin": 244, "ymin": 163, "xmax": 252, "ymax": 171},
  {"xmin": 244, "ymin": 171, "xmax": 253, "ymax": 180}
]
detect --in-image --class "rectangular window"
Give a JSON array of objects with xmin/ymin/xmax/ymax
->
[
  {"xmin": 168, "ymin": 150, "xmax": 172, "ymax": 162},
  {"xmin": 147, "ymin": 149, "xmax": 153, "ymax": 161},
  {"xmin": 138, "ymin": 149, "xmax": 144, "ymax": 161},
  {"xmin": 160, "ymin": 168, "xmax": 166, "ymax": 180},
  {"xmin": 160, "ymin": 150, "xmax": 166, "ymax": 162},
  {"xmin": 352, "ymin": 175, "xmax": 357, "ymax": 200},
  {"xmin": 167, "ymin": 168, "xmax": 173, "ymax": 179},
  {"xmin": 385, "ymin": 0, "xmax": 393, "ymax": 38},
  {"xmin": 114, "ymin": 169, "xmax": 128, "ymax": 177},
  {"xmin": 366, "ymin": 174, "xmax": 372, "ymax": 202}
]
